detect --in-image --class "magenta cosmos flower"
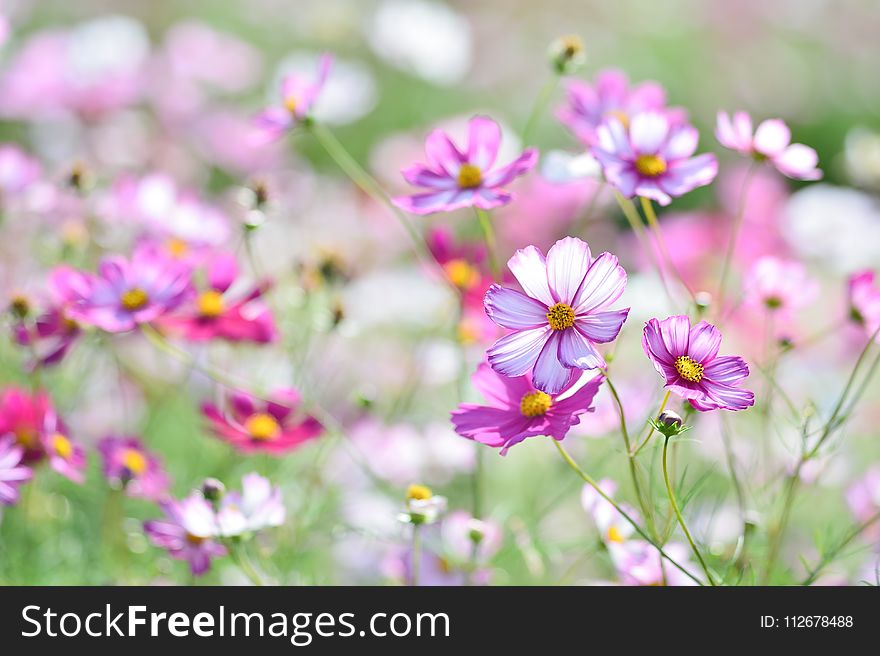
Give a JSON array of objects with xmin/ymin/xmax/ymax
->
[
  {"xmin": 848, "ymin": 270, "xmax": 880, "ymax": 341},
  {"xmin": 716, "ymin": 111, "xmax": 822, "ymax": 181},
  {"xmin": 13, "ymin": 303, "xmax": 81, "ymax": 368},
  {"xmin": 253, "ymin": 53, "xmax": 333, "ymax": 142},
  {"xmin": 0, "ymin": 386, "xmax": 59, "ymax": 462},
  {"xmin": 452, "ymin": 363, "xmax": 603, "ymax": 454},
  {"xmin": 53, "ymin": 243, "xmax": 193, "ymax": 333},
  {"xmin": 592, "ymin": 111, "xmax": 718, "ymax": 206},
  {"xmin": 202, "ymin": 388, "xmax": 323, "ymax": 455},
  {"xmin": 144, "ymin": 493, "xmax": 226, "ymax": 575},
  {"xmin": 42, "ymin": 427, "xmax": 87, "ymax": 484},
  {"xmin": 484, "ymin": 237, "xmax": 629, "ymax": 394},
  {"xmin": 642, "ymin": 315, "xmax": 754, "ymax": 411},
  {"xmin": 556, "ymin": 68, "xmax": 684, "ymax": 146},
  {"xmin": 0, "ymin": 436, "xmax": 33, "ymax": 505},
  {"xmin": 159, "ymin": 253, "xmax": 277, "ymax": 344},
  {"xmin": 98, "ymin": 436, "xmax": 170, "ymax": 501},
  {"xmin": 392, "ymin": 115, "xmax": 538, "ymax": 215}
]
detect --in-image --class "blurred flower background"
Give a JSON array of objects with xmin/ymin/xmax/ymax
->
[{"xmin": 0, "ymin": 0, "xmax": 879, "ymax": 585}]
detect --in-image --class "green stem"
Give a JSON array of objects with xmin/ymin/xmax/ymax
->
[
  {"xmin": 632, "ymin": 390, "xmax": 671, "ymax": 456},
  {"xmin": 639, "ymin": 196, "xmax": 698, "ymax": 307},
  {"xmin": 662, "ymin": 436, "xmax": 716, "ymax": 585},
  {"xmin": 801, "ymin": 510, "xmax": 880, "ymax": 586},
  {"xmin": 411, "ymin": 524, "xmax": 422, "ymax": 587},
  {"xmin": 474, "ymin": 207, "xmax": 501, "ymax": 281},
  {"xmin": 228, "ymin": 543, "xmax": 264, "ymax": 586},
  {"xmin": 552, "ymin": 439, "xmax": 703, "ymax": 585},
  {"xmin": 522, "ymin": 75, "xmax": 559, "ymax": 145}
]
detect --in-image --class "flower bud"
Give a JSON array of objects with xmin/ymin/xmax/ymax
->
[
  {"xmin": 651, "ymin": 409, "xmax": 691, "ymax": 438},
  {"xmin": 549, "ymin": 35, "xmax": 585, "ymax": 74},
  {"xmin": 201, "ymin": 478, "xmax": 226, "ymax": 502},
  {"xmin": 9, "ymin": 294, "xmax": 30, "ymax": 319}
]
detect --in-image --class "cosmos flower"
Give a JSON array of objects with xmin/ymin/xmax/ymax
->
[
  {"xmin": 0, "ymin": 386, "xmax": 60, "ymax": 462},
  {"xmin": 392, "ymin": 115, "xmax": 538, "ymax": 215},
  {"xmin": 581, "ymin": 479, "xmax": 639, "ymax": 545},
  {"xmin": 426, "ymin": 227, "xmax": 493, "ymax": 307},
  {"xmin": 0, "ymin": 144, "xmax": 41, "ymax": 198},
  {"xmin": 592, "ymin": 111, "xmax": 718, "ymax": 206},
  {"xmin": 399, "ymin": 483, "xmax": 447, "ymax": 525},
  {"xmin": 12, "ymin": 304, "xmax": 81, "ymax": 369},
  {"xmin": 556, "ymin": 68, "xmax": 683, "ymax": 146},
  {"xmin": 215, "ymin": 473, "xmax": 285, "ymax": 538},
  {"xmin": 848, "ymin": 269, "xmax": 880, "ymax": 341},
  {"xmin": 253, "ymin": 53, "xmax": 333, "ymax": 141},
  {"xmin": 97, "ymin": 436, "xmax": 170, "ymax": 501},
  {"xmin": 451, "ymin": 362, "xmax": 603, "ymax": 454},
  {"xmin": 202, "ymin": 388, "xmax": 323, "ymax": 455},
  {"xmin": 642, "ymin": 315, "xmax": 754, "ymax": 411},
  {"xmin": 744, "ymin": 256, "xmax": 818, "ymax": 316},
  {"xmin": 52, "ymin": 243, "xmax": 193, "ymax": 333},
  {"xmin": 144, "ymin": 493, "xmax": 227, "ymax": 575},
  {"xmin": 483, "ymin": 237, "xmax": 629, "ymax": 394},
  {"xmin": 440, "ymin": 510, "xmax": 503, "ymax": 564},
  {"xmin": 609, "ymin": 539, "xmax": 699, "ymax": 586},
  {"xmin": 41, "ymin": 428, "xmax": 87, "ymax": 484},
  {"xmin": 716, "ymin": 111, "xmax": 822, "ymax": 181},
  {"xmin": 0, "ymin": 436, "xmax": 33, "ymax": 505},
  {"xmin": 159, "ymin": 253, "xmax": 277, "ymax": 344}
]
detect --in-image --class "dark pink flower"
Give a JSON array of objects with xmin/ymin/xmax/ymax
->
[
  {"xmin": 642, "ymin": 315, "xmax": 754, "ymax": 411},
  {"xmin": 392, "ymin": 115, "xmax": 538, "ymax": 215},
  {"xmin": 202, "ymin": 388, "xmax": 323, "ymax": 455},
  {"xmin": 451, "ymin": 362, "xmax": 603, "ymax": 454},
  {"xmin": 0, "ymin": 386, "xmax": 58, "ymax": 462}
]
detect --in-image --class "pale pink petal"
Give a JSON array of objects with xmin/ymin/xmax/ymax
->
[
  {"xmin": 629, "ymin": 112, "xmax": 670, "ymax": 153},
  {"xmin": 507, "ymin": 245, "xmax": 554, "ymax": 306},
  {"xmin": 532, "ymin": 332, "xmax": 572, "ymax": 394},
  {"xmin": 577, "ymin": 308, "xmax": 629, "ymax": 344},
  {"xmin": 487, "ymin": 326, "xmax": 551, "ymax": 377},
  {"xmin": 424, "ymin": 129, "xmax": 465, "ymax": 177},
  {"xmin": 481, "ymin": 148, "xmax": 538, "ymax": 187},
  {"xmin": 702, "ymin": 355, "xmax": 749, "ymax": 385},
  {"xmin": 546, "ymin": 237, "xmax": 592, "ymax": 305},
  {"xmin": 772, "ymin": 144, "xmax": 822, "ymax": 181},
  {"xmin": 470, "ymin": 362, "xmax": 532, "ymax": 408},
  {"xmin": 466, "ymin": 116, "xmax": 501, "ymax": 170},
  {"xmin": 661, "ymin": 125, "xmax": 698, "ymax": 160},
  {"xmin": 659, "ymin": 153, "xmax": 717, "ymax": 198},
  {"xmin": 687, "ymin": 321, "xmax": 722, "ymax": 363},
  {"xmin": 571, "ymin": 252, "xmax": 627, "ymax": 314},
  {"xmin": 484, "ymin": 284, "xmax": 548, "ymax": 329},
  {"xmin": 401, "ymin": 164, "xmax": 457, "ymax": 190},
  {"xmin": 557, "ymin": 328, "xmax": 604, "ymax": 370},
  {"xmin": 753, "ymin": 119, "xmax": 791, "ymax": 156},
  {"xmin": 658, "ymin": 315, "xmax": 690, "ymax": 356}
]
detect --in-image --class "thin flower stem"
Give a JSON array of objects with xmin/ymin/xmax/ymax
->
[
  {"xmin": 522, "ymin": 75, "xmax": 559, "ymax": 145},
  {"xmin": 800, "ymin": 511, "xmax": 880, "ymax": 586},
  {"xmin": 632, "ymin": 390, "xmax": 671, "ymax": 456},
  {"xmin": 716, "ymin": 163, "xmax": 758, "ymax": 319},
  {"xmin": 604, "ymin": 376, "xmax": 655, "ymax": 536},
  {"xmin": 411, "ymin": 525, "xmax": 422, "ymax": 587},
  {"xmin": 474, "ymin": 207, "xmax": 502, "ymax": 281},
  {"xmin": 228, "ymin": 543, "xmax": 264, "ymax": 586},
  {"xmin": 639, "ymin": 196, "xmax": 698, "ymax": 307},
  {"xmin": 662, "ymin": 436, "xmax": 717, "ymax": 585},
  {"xmin": 613, "ymin": 191, "xmax": 676, "ymax": 308},
  {"xmin": 551, "ymin": 438, "xmax": 704, "ymax": 585}
]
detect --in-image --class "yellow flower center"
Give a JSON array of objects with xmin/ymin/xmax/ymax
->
[
  {"xmin": 245, "ymin": 413, "xmax": 281, "ymax": 441},
  {"xmin": 444, "ymin": 258, "xmax": 480, "ymax": 289},
  {"xmin": 14, "ymin": 426, "xmax": 38, "ymax": 449},
  {"xmin": 406, "ymin": 484, "xmax": 433, "ymax": 501},
  {"xmin": 167, "ymin": 238, "xmax": 188, "ymax": 258},
  {"xmin": 120, "ymin": 288, "xmax": 149, "ymax": 311},
  {"xmin": 674, "ymin": 355, "xmax": 704, "ymax": 383},
  {"xmin": 635, "ymin": 154, "xmax": 667, "ymax": 177},
  {"xmin": 606, "ymin": 109, "xmax": 630, "ymax": 130},
  {"xmin": 520, "ymin": 390, "xmax": 552, "ymax": 417},
  {"xmin": 197, "ymin": 290, "xmax": 225, "ymax": 318},
  {"xmin": 121, "ymin": 448, "xmax": 147, "ymax": 475},
  {"xmin": 457, "ymin": 163, "xmax": 483, "ymax": 189},
  {"xmin": 284, "ymin": 95, "xmax": 298, "ymax": 115},
  {"xmin": 546, "ymin": 302, "xmax": 575, "ymax": 330},
  {"xmin": 185, "ymin": 533, "xmax": 206, "ymax": 545},
  {"xmin": 52, "ymin": 433, "xmax": 73, "ymax": 460},
  {"xmin": 607, "ymin": 525, "xmax": 625, "ymax": 543}
]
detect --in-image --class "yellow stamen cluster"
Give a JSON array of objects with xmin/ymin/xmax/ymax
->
[
  {"xmin": 284, "ymin": 95, "xmax": 298, "ymax": 115},
  {"xmin": 607, "ymin": 526, "xmax": 626, "ymax": 543},
  {"xmin": 197, "ymin": 290, "xmax": 225, "ymax": 318},
  {"xmin": 674, "ymin": 355, "xmax": 704, "ymax": 383},
  {"xmin": 406, "ymin": 484, "xmax": 433, "ymax": 501},
  {"xmin": 52, "ymin": 433, "xmax": 73, "ymax": 460},
  {"xmin": 120, "ymin": 288, "xmax": 149, "ymax": 311},
  {"xmin": 606, "ymin": 109, "xmax": 630, "ymax": 130},
  {"xmin": 444, "ymin": 258, "xmax": 480, "ymax": 289},
  {"xmin": 457, "ymin": 164, "xmax": 483, "ymax": 189},
  {"xmin": 167, "ymin": 238, "xmax": 188, "ymax": 258},
  {"xmin": 635, "ymin": 154, "xmax": 667, "ymax": 177},
  {"xmin": 121, "ymin": 448, "xmax": 148, "ymax": 475},
  {"xmin": 546, "ymin": 303, "xmax": 575, "ymax": 330},
  {"xmin": 520, "ymin": 390, "xmax": 552, "ymax": 417},
  {"xmin": 245, "ymin": 413, "xmax": 281, "ymax": 441}
]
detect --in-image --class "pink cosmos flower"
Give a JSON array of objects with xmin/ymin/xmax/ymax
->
[
  {"xmin": 846, "ymin": 466, "xmax": 880, "ymax": 547},
  {"xmin": 483, "ymin": 236, "xmax": 629, "ymax": 394},
  {"xmin": 556, "ymin": 68, "xmax": 684, "ymax": 146},
  {"xmin": 642, "ymin": 315, "xmax": 754, "ymax": 411},
  {"xmin": 581, "ymin": 479, "xmax": 639, "ymax": 544},
  {"xmin": 0, "ymin": 436, "xmax": 33, "ymax": 505},
  {"xmin": 144, "ymin": 493, "xmax": 227, "ymax": 575},
  {"xmin": 41, "ymin": 428, "xmax": 86, "ymax": 484},
  {"xmin": 215, "ymin": 473, "xmax": 285, "ymax": 538},
  {"xmin": 13, "ymin": 305, "xmax": 81, "ymax": 368},
  {"xmin": 609, "ymin": 539, "xmax": 698, "ymax": 586},
  {"xmin": 426, "ymin": 227, "xmax": 493, "ymax": 308},
  {"xmin": 452, "ymin": 363, "xmax": 603, "ymax": 454},
  {"xmin": 716, "ymin": 111, "xmax": 822, "ymax": 181},
  {"xmin": 848, "ymin": 270, "xmax": 880, "ymax": 341},
  {"xmin": 52, "ymin": 243, "xmax": 193, "ymax": 333},
  {"xmin": 744, "ymin": 256, "xmax": 818, "ymax": 315},
  {"xmin": 159, "ymin": 253, "xmax": 277, "ymax": 344},
  {"xmin": 592, "ymin": 111, "xmax": 718, "ymax": 206},
  {"xmin": 253, "ymin": 53, "xmax": 333, "ymax": 141},
  {"xmin": 392, "ymin": 115, "xmax": 538, "ymax": 215},
  {"xmin": 202, "ymin": 388, "xmax": 323, "ymax": 455},
  {"xmin": 0, "ymin": 386, "xmax": 58, "ymax": 462},
  {"xmin": 0, "ymin": 144, "xmax": 41, "ymax": 198},
  {"xmin": 98, "ymin": 436, "xmax": 170, "ymax": 501},
  {"xmin": 441, "ymin": 511, "xmax": 503, "ymax": 564}
]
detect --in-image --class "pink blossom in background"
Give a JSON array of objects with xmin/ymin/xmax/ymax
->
[
  {"xmin": 441, "ymin": 511, "xmax": 503, "ymax": 563},
  {"xmin": 0, "ymin": 386, "xmax": 58, "ymax": 462},
  {"xmin": 609, "ymin": 539, "xmax": 699, "ymax": 586},
  {"xmin": 452, "ymin": 362, "xmax": 603, "ymax": 454},
  {"xmin": 744, "ymin": 256, "xmax": 819, "ymax": 316},
  {"xmin": 202, "ymin": 388, "xmax": 323, "ymax": 455},
  {"xmin": 581, "ymin": 479, "xmax": 638, "ymax": 544},
  {"xmin": 0, "ymin": 145, "xmax": 41, "ymax": 198},
  {"xmin": 41, "ymin": 424, "xmax": 86, "ymax": 484},
  {"xmin": 846, "ymin": 466, "xmax": 880, "ymax": 547},
  {"xmin": 716, "ymin": 111, "xmax": 822, "ymax": 180},
  {"xmin": 144, "ymin": 494, "xmax": 227, "ymax": 575},
  {"xmin": 215, "ymin": 473, "xmax": 285, "ymax": 538},
  {"xmin": 592, "ymin": 111, "xmax": 717, "ymax": 205},
  {"xmin": 484, "ymin": 237, "xmax": 629, "ymax": 394},
  {"xmin": 848, "ymin": 270, "xmax": 880, "ymax": 341},
  {"xmin": 98, "ymin": 436, "xmax": 170, "ymax": 501},
  {"xmin": 392, "ymin": 115, "xmax": 538, "ymax": 215},
  {"xmin": 0, "ymin": 436, "xmax": 33, "ymax": 505},
  {"xmin": 253, "ymin": 53, "xmax": 333, "ymax": 141},
  {"xmin": 642, "ymin": 315, "xmax": 754, "ymax": 411}
]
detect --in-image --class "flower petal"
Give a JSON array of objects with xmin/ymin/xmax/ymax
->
[
  {"xmin": 532, "ymin": 332, "xmax": 572, "ymax": 394},
  {"xmin": 572, "ymin": 252, "xmax": 627, "ymax": 314},
  {"xmin": 753, "ymin": 119, "xmax": 791, "ymax": 156},
  {"xmin": 470, "ymin": 362, "xmax": 532, "ymax": 408},
  {"xmin": 482, "ymin": 148, "xmax": 538, "ymax": 187},
  {"xmin": 702, "ymin": 355, "xmax": 749, "ymax": 385},
  {"xmin": 773, "ymin": 144, "xmax": 822, "ymax": 181},
  {"xmin": 546, "ymin": 237, "xmax": 592, "ymax": 305},
  {"xmin": 401, "ymin": 164, "xmax": 457, "ymax": 190},
  {"xmin": 658, "ymin": 314, "xmax": 690, "ymax": 356},
  {"xmin": 630, "ymin": 112, "xmax": 670, "ymax": 153},
  {"xmin": 577, "ymin": 308, "xmax": 629, "ymax": 343},
  {"xmin": 687, "ymin": 320, "xmax": 722, "ymax": 363},
  {"xmin": 558, "ymin": 328, "xmax": 604, "ymax": 370},
  {"xmin": 484, "ymin": 284, "xmax": 548, "ymax": 329},
  {"xmin": 425, "ymin": 128, "xmax": 465, "ymax": 177},
  {"xmin": 507, "ymin": 245, "xmax": 554, "ymax": 306},
  {"xmin": 467, "ymin": 116, "xmax": 502, "ymax": 170},
  {"xmin": 487, "ymin": 326, "xmax": 551, "ymax": 377}
]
